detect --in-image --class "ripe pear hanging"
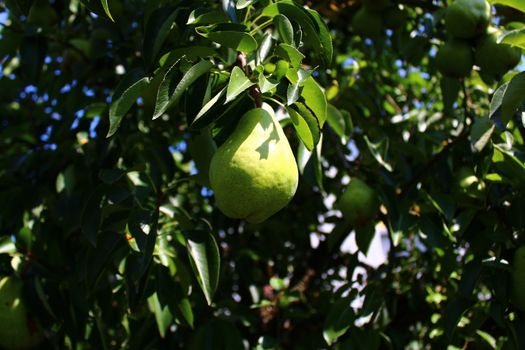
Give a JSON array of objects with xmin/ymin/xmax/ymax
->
[{"xmin": 209, "ymin": 107, "xmax": 299, "ymax": 223}]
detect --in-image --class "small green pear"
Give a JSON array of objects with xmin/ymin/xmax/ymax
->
[
  {"xmin": 27, "ymin": 0, "xmax": 58, "ymax": 27},
  {"xmin": 209, "ymin": 106, "xmax": 299, "ymax": 223},
  {"xmin": 272, "ymin": 60, "xmax": 289, "ymax": 81},
  {"xmin": 445, "ymin": 0, "xmax": 491, "ymax": 39},
  {"xmin": 511, "ymin": 246, "xmax": 525, "ymax": 311},
  {"xmin": 351, "ymin": 7, "xmax": 384, "ymax": 40},
  {"xmin": 337, "ymin": 178, "xmax": 379, "ymax": 227},
  {"xmin": 435, "ymin": 39, "xmax": 474, "ymax": 78},
  {"xmin": 475, "ymin": 28, "xmax": 522, "ymax": 79},
  {"xmin": 0, "ymin": 276, "xmax": 43, "ymax": 350}
]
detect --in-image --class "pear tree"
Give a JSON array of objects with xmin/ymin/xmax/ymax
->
[{"xmin": 1, "ymin": 0, "xmax": 525, "ymax": 348}]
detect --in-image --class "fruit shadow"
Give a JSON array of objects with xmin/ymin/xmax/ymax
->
[{"xmin": 253, "ymin": 118, "xmax": 280, "ymax": 161}]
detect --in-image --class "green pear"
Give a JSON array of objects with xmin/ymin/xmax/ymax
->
[
  {"xmin": 27, "ymin": 0, "xmax": 58, "ymax": 27},
  {"xmin": 511, "ymin": 246, "xmax": 525, "ymax": 311},
  {"xmin": 445, "ymin": 0, "xmax": 491, "ymax": 39},
  {"xmin": 0, "ymin": 276, "xmax": 43, "ymax": 350},
  {"xmin": 272, "ymin": 60, "xmax": 289, "ymax": 81},
  {"xmin": 337, "ymin": 178, "xmax": 379, "ymax": 227},
  {"xmin": 435, "ymin": 39, "xmax": 474, "ymax": 78},
  {"xmin": 475, "ymin": 28, "xmax": 522, "ymax": 79},
  {"xmin": 209, "ymin": 106, "xmax": 299, "ymax": 223},
  {"xmin": 352, "ymin": 7, "xmax": 384, "ymax": 40}
]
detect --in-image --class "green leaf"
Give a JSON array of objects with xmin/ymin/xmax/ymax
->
[
  {"xmin": 287, "ymin": 80, "xmax": 301, "ymax": 105},
  {"xmin": 0, "ymin": 236, "xmax": 16, "ymax": 255},
  {"xmin": 301, "ymin": 76, "xmax": 327, "ymax": 127},
  {"xmin": 108, "ymin": 69, "xmax": 150, "ymax": 137},
  {"xmin": 443, "ymin": 297, "xmax": 471, "ymax": 338},
  {"xmin": 323, "ymin": 297, "xmax": 355, "ymax": 345},
  {"xmin": 98, "ymin": 169, "xmax": 126, "ymax": 184},
  {"xmin": 257, "ymin": 33, "xmax": 273, "ymax": 64},
  {"xmin": 226, "ymin": 66, "xmax": 255, "ymax": 103},
  {"xmin": 196, "ymin": 25, "xmax": 257, "ymax": 53},
  {"xmin": 501, "ymin": 72, "xmax": 525, "ymax": 125},
  {"xmin": 492, "ymin": 144, "xmax": 525, "ymax": 187},
  {"xmin": 499, "ymin": 28, "xmax": 525, "ymax": 50},
  {"xmin": 147, "ymin": 292, "xmax": 173, "ymax": 338},
  {"xmin": 100, "ymin": 0, "xmax": 114, "ymax": 21},
  {"xmin": 261, "ymin": 1, "xmax": 332, "ymax": 65},
  {"xmin": 275, "ymin": 43, "xmax": 305, "ymax": 68},
  {"xmin": 490, "ymin": 83, "xmax": 507, "ymax": 120},
  {"xmin": 490, "ymin": 0, "xmax": 525, "ymax": 13},
  {"xmin": 458, "ymin": 259, "xmax": 482, "ymax": 298},
  {"xmin": 143, "ymin": 7, "xmax": 180, "ymax": 69},
  {"xmin": 274, "ymin": 14, "xmax": 294, "ymax": 45},
  {"xmin": 287, "ymin": 102, "xmax": 321, "ymax": 150},
  {"xmin": 187, "ymin": 8, "xmax": 229, "ymax": 25},
  {"xmin": 470, "ymin": 116, "xmax": 495, "ymax": 152},
  {"xmin": 154, "ymin": 60, "xmax": 213, "ymax": 119},
  {"xmin": 236, "ymin": 0, "xmax": 257, "ymax": 9},
  {"xmin": 287, "ymin": 105, "xmax": 314, "ymax": 150},
  {"xmin": 127, "ymin": 209, "xmax": 155, "ymax": 252},
  {"xmin": 326, "ymin": 104, "xmax": 346, "ymax": 142},
  {"xmin": 159, "ymin": 47, "xmax": 216, "ymax": 67},
  {"xmin": 192, "ymin": 87, "xmax": 227, "ymax": 127},
  {"xmin": 186, "ymin": 230, "xmax": 220, "ymax": 305},
  {"xmin": 305, "ymin": 8, "xmax": 333, "ymax": 65},
  {"xmin": 258, "ymin": 73, "xmax": 278, "ymax": 94}
]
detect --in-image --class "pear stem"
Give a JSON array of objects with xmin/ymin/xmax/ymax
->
[{"xmin": 250, "ymin": 86, "xmax": 262, "ymax": 108}]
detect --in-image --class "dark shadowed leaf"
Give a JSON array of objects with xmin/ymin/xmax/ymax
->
[
  {"xmin": 108, "ymin": 69, "xmax": 150, "ymax": 137},
  {"xmin": 143, "ymin": 6, "xmax": 180, "ymax": 69},
  {"xmin": 323, "ymin": 297, "xmax": 355, "ymax": 345}
]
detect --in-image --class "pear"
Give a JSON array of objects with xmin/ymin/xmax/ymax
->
[
  {"xmin": 475, "ymin": 28, "xmax": 522, "ymax": 79},
  {"xmin": 337, "ymin": 178, "xmax": 379, "ymax": 227},
  {"xmin": 445, "ymin": 0, "xmax": 491, "ymax": 39},
  {"xmin": 511, "ymin": 246, "xmax": 525, "ymax": 311},
  {"xmin": 209, "ymin": 106, "xmax": 299, "ymax": 223},
  {"xmin": 435, "ymin": 39, "xmax": 474, "ymax": 78},
  {"xmin": 27, "ymin": 0, "xmax": 59, "ymax": 27},
  {"xmin": 0, "ymin": 276, "xmax": 43, "ymax": 349},
  {"xmin": 351, "ymin": 7, "xmax": 384, "ymax": 40}
]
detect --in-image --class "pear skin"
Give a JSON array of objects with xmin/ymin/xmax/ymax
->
[
  {"xmin": 337, "ymin": 178, "xmax": 379, "ymax": 227},
  {"xmin": 209, "ymin": 107, "xmax": 299, "ymax": 223},
  {"xmin": 445, "ymin": 0, "xmax": 491, "ymax": 39},
  {"xmin": 435, "ymin": 39, "xmax": 474, "ymax": 78},
  {"xmin": 0, "ymin": 277, "xmax": 44, "ymax": 349},
  {"xmin": 475, "ymin": 28, "xmax": 522, "ymax": 79}
]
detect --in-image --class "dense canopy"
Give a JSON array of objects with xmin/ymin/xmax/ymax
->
[{"xmin": 1, "ymin": 0, "xmax": 525, "ymax": 348}]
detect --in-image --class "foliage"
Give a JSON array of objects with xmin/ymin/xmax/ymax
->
[{"xmin": 1, "ymin": 0, "xmax": 525, "ymax": 348}]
